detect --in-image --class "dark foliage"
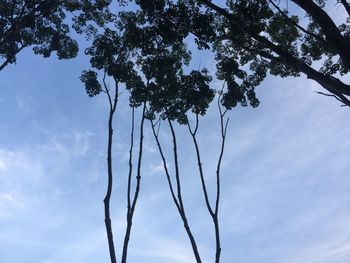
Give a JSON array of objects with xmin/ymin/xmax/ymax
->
[
  {"xmin": 0, "ymin": 0, "xmax": 112, "ymax": 70},
  {"xmin": 131, "ymin": 0, "xmax": 350, "ymax": 107}
]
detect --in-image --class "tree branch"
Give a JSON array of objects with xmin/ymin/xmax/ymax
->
[
  {"xmin": 339, "ymin": 0, "xmax": 350, "ymax": 16},
  {"xmin": 198, "ymin": 0, "xmax": 350, "ymax": 106},
  {"xmin": 150, "ymin": 119, "xmax": 182, "ymax": 212},
  {"xmin": 187, "ymin": 115, "xmax": 214, "ymax": 217},
  {"xmin": 268, "ymin": 0, "xmax": 330, "ymax": 47},
  {"xmin": 127, "ymin": 107, "xmax": 135, "ymax": 217},
  {"xmin": 103, "ymin": 76, "xmax": 118, "ymax": 263},
  {"xmin": 0, "ymin": 45, "xmax": 26, "ymax": 71},
  {"xmin": 316, "ymin": 91, "xmax": 347, "ymax": 106},
  {"xmin": 188, "ymin": 111, "xmax": 224, "ymax": 263},
  {"xmin": 167, "ymin": 117, "xmax": 186, "ymax": 212},
  {"xmin": 291, "ymin": 0, "xmax": 350, "ymax": 69},
  {"xmin": 150, "ymin": 117, "xmax": 202, "ymax": 263},
  {"xmin": 103, "ymin": 72, "xmax": 113, "ymax": 110},
  {"xmin": 121, "ymin": 104, "xmax": 146, "ymax": 263}
]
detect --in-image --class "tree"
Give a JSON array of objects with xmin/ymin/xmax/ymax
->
[
  {"xmin": 118, "ymin": 10, "xmax": 234, "ymax": 261},
  {"xmin": 81, "ymin": 70, "xmax": 119, "ymax": 263},
  {"xmin": 149, "ymin": 87, "xmax": 230, "ymax": 263},
  {"xmin": 80, "ymin": 24, "xmax": 148, "ymax": 263},
  {"xmin": 0, "ymin": 0, "xmax": 112, "ymax": 71},
  {"xmin": 81, "ymin": 10, "xmax": 233, "ymax": 262},
  {"xmin": 186, "ymin": 88, "xmax": 229, "ymax": 263},
  {"xmin": 145, "ymin": 55, "xmax": 216, "ymax": 263},
  {"xmin": 132, "ymin": 0, "xmax": 350, "ymax": 107}
]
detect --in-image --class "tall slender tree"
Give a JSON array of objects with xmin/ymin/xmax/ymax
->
[
  {"xmin": 88, "ymin": 9, "xmax": 243, "ymax": 262},
  {"xmin": 80, "ymin": 70, "xmax": 119, "ymax": 263},
  {"xmin": 121, "ymin": 103, "xmax": 146, "ymax": 263},
  {"xmin": 80, "ymin": 17, "xmax": 149, "ymax": 261},
  {"xmin": 148, "ymin": 82, "xmax": 231, "ymax": 262},
  {"xmin": 187, "ymin": 87, "xmax": 229, "ymax": 263}
]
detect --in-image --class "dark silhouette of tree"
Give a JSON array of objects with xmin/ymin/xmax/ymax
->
[
  {"xmin": 150, "ymin": 118, "xmax": 203, "ymax": 262},
  {"xmin": 121, "ymin": 103, "xmax": 146, "ymax": 263},
  {"xmin": 125, "ymin": 16, "xmax": 232, "ymax": 260},
  {"xmin": 146, "ymin": 65, "xmax": 215, "ymax": 262},
  {"xmin": 187, "ymin": 87, "xmax": 229, "ymax": 263},
  {"xmin": 132, "ymin": 0, "xmax": 350, "ymax": 106},
  {"xmin": 80, "ymin": 8, "xmax": 255, "ymax": 262},
  {"xmin": 0, "ymin": 0, "xmax": 112, "ymax": 71},
  {"xmin": 80, "ymin": 21, "xmax": 148, "ymax": 262},
  {"xmin": 149, "ymin": 84, "xmax": 230, "ymax": 263},
  {"xmin": 80, "ymin": 74, "xmax": 147, "ymax": 263},
  {"xmin": 80, "ymin": 70, "xmax": 119, "ymax": 263},
  {"xmin": 80, "ymin": 10, "xmax": 231, "ymax": 261}
]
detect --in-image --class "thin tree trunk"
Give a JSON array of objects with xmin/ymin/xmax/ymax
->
[
  {"xmin": 188, "ymin": 116, "xmax": 219, "ymax": 262},
  {"xmin": 188, "ymin": 92, "xmax": 228, "ymax": 263},
  {"xmin": 150, "ymin": 118, "xmax": 202, "ymax": 263},
  {"xmin": 214, "ymin": 94, "xmax": 229, "ymax": 263},
  {"xmin": 167, "ymin": 118, "xmax": 202, "ymax": 263},
  {"xmin": 103, "ymin": 77, "xmax": 118, "ymax": 263},
  {"xmin": 121, "ymin": 104, "xmax": 146, "ymax": 263}
]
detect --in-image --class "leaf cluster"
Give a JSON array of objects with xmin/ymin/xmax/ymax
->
[
  {"xmin": 0, "ymin": 0, "xmax": 112, "ymax": 69},
  {"xmin": 81, "ymin": 8, "xmax": 216, "ymax": 124},
  {"xmin": 133, "ymin": 0, "xmax": 350, "ymax": 107}
]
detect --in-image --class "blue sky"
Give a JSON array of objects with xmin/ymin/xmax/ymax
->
[{"xmin": 1, "ymin": 2, "xmax": 350, "ymax": 263}]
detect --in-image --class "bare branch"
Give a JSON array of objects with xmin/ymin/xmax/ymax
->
[
  {"xmin": 150, "ymin": 117, "xmax": 202, "ymax": 263},
  {"xmin": 268, "ymin": 0, "xmax": 330, "ymax": 47},
  {"xmin": 212, "ymin": 95, "xmax": 230, "ymax": 263},
  {"xmin": 150, "ymin": 119, "xmax": 181, "ymax": 212},
  {"xmin": 103, "ymin": 72, "xmax": 113, "ymax": 110},
  {"xmin": 103, "ymin": 75, "xmax": 118, "ymax": 263},
  {"xmin": 167, "ymin": 117, "xmax": 185, "ymax": 212},
  {"xmin": 316, "ymin": 91, "xmax": 349, "ymax": 106},
  {"xmin": 152, "ymin": 118, "xmax": 160, "ymax": 128},
  {"xmin": 121, "ymin": 104, "xmax": 146, "ymax": 263},
  {"xmin": 187, "ymin": 114, "xmax": 199, "ymax": 135},
  {"xmin": 156, "ymin": 118, "xmax": 161, "ymax": 137},
  {"xmin": 216, "ymin": 87, "xmax": 229, "ymax": 262},
  {"xmin": 339, "ymin": 0, "xmax": 350, "ymax": 17},
  {"xmin": 188, "ymin": 117, "xmax": 214, "ymax": 217},
  {"xmin": 0, "ymin": 45, "xmax": 26, "ymax": 71},
  {"xmin": 126, "ymin": 107, "xmax": 135, "ymax": 217}
]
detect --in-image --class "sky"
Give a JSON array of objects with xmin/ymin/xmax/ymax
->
[{"xmin": 1, "ymin": 2, "xmax": 350, "ymax": 263}]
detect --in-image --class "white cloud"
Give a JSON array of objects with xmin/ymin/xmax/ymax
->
[
  {"xmin": 0, "ymin": 148, "xmax": 44, "ymax": 182},
  {"xmin": 40, "ymin": 228, "xmax": 107, "ymax": 263},
  {"xmin": 0, "ymin": 157, "xmax": 7, "ymax": 171},
  {"xmin": 40, "ymin": 130, "xmax": 93, "ymax": 158},
  {"xmin": 0, "ymin": 193, "xmax": 23, "ymax": 219},
  {"xmin": 289, "ymin": 237, "xmax": 350, "ymax": 263},
  {"xmin": 149, "ymin": 162, "xmax": 164, "ymax": 174}
]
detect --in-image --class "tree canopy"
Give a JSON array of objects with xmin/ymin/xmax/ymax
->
[
  {"xmin": 2, "ymin": 0, "xmax": 350, "ymax": 107},
  {"xmin": 128, "ymin": 0, "xmax": 350, "ymax": 107},
  {"xmin": 81, "ymin": 10, "xmax": 216, "ymax": 123},
  {"xmin": 0, "ymin": 0, "xmax": 112, "ymax": 71},
  {"xmin": 80, "ymin": 12, "xmax": 223, "ymax": 262}
]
